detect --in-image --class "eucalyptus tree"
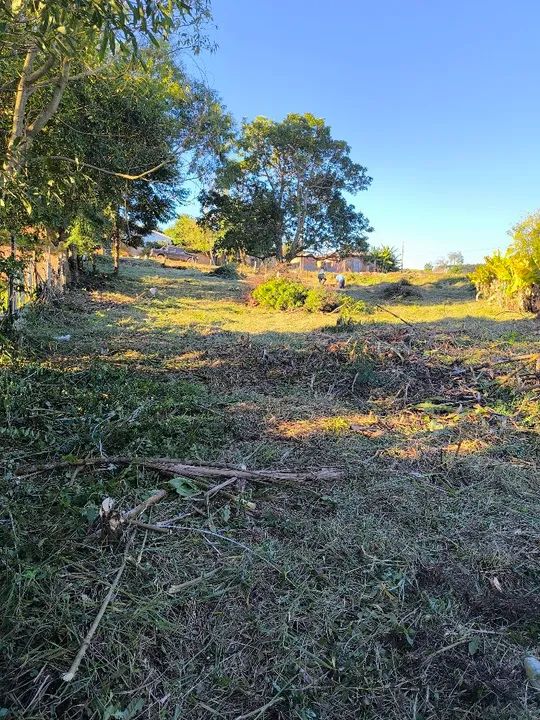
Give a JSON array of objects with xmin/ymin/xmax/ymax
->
[{"xmin": 0, "ymin": 0, "xmax": 211, "ymax": 211}]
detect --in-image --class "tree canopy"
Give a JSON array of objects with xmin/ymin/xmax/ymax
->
[
  {"xmin": 1, "ymin": 0, "xmax": 211, "ymax": 211},
  {"xmin": 165, "ymin": 214, "xmax": 217, "ymax": 256},
  {"xmin": 201, "ymin": 113, "xmax": 372, "ymax": 260}
]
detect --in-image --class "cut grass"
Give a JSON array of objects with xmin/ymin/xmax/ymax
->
[{"xmin": 1, "ymin": 258, "xmax": 539, "ymax": 719}]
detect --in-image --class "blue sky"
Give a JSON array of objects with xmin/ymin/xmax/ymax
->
[{"xmin": 186, "ymin": 0, "xmax": 540, "ymax": 268}]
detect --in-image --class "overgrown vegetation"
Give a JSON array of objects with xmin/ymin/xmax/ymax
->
[
  {"xmin": 471, "ymin": 210, "xmax": 540, "ymax": 312},
  {"xmin": 252, "ymin": 276, "xmax": 371, "ymax": 314}
]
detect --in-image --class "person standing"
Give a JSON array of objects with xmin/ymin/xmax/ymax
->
[{"xmin": 317, "ymin": 268, "xmax": 327, "ymax": 285}]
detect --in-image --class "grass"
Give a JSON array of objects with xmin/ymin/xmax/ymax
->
[{"xmin": 1, "ymin": 258, "xmax": 540, "ymax": 719}]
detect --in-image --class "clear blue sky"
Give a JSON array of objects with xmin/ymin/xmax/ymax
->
[{"xmin": 186, "ymin": 0, "xmax": 540, "ymax": 268}]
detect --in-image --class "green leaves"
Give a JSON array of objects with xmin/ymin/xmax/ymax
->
[
  {"xmin": 168, "ymin": 476, "xmax": 200, "ymax": 498},
  {"xmin": 468, "ymin": 637, "xmax": 481, "ymax": 656},
  {"xmin": 206, "ymin": 112, "xmax": 372, "ymax": 260}
]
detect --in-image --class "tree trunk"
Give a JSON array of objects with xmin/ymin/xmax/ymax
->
[
  {"xmin": 69, "ymin": 244, "xmax": 79, "ymax": 284},
  {"xmin": 113, "ymin": 223, "xmax": 120, "ymax": 275},
  {"xmin": 6, "ymin": 233, "xmax": 16, "ymax": 322}
]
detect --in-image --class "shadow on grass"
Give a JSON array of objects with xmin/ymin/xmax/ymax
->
[{"xmin": 1, "ymin": 262, "xmax": 539, "ymax": 720}]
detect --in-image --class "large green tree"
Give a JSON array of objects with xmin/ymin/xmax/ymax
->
[
  {"xmin": 0, "ymin": 0, "xmax": 210, "ymax": 211},
  {"xmin": 165, "ymin": 215, "xmax": 217, "ymax": 257},
  {"xmin": 202, "ymin": 113, "xmax": 372, "ymax": 260}
]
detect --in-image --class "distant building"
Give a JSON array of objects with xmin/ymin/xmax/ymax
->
[{"xmin": 290, "ymin": 251, "xmax": 374, "ymax": 273}]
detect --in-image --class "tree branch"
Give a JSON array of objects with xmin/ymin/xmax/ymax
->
[
  {"xmin": 48, "ymin": 155, "xmax": 174, "ymax": 181},
  {"xmin": 26, "ymin": 53, "xmax": 57, "ymax": 84},
  {"xmin": 26, "ymin": 61, "xmax": 71, "ymax": 139}
]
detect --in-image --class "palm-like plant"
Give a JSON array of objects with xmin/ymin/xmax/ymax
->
[{"xmin": 369, "ymin": 245, "xmax": 400, "ymax": 272}]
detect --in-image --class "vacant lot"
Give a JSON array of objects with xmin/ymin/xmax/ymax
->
[{"xmin": 2, "ymin": 260, "xmax": 539, "ymax": 720}]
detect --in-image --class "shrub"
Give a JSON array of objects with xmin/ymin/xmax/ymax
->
[
  {"xmin": 471, "ymin": 212, "xmax": 540, "ymax": 311},
  {"xmin": 210, "ymin": 262, "xmax": 241, "ymax": 279},
  {"xmin": 252, "ymin": 277, "xmax": 308, "ymax": 310},
  {"xmin": 252, "ymin": 277, "xmax": 374, "ymax": 314},
  {"xmin": 380, "ymin": 278, "xmax": 422, "ymax": 300},
  {"xmin": 304, "ymin": 287, "xmax": 341, "ymax": 312}
]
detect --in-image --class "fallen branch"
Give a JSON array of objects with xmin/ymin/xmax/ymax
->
[
  {"xmin": 122, "ymin": 489, "xmax": 168, "ymax": 521},
  {"xmin": 18, "ymin": 456, "xmax": 344, "ymax": 483},
  {"xmin": 373, "ymin": 303, "xmax": 416, "ymax": 328},
  {"xmin": 62, "ymin": 535, "xmax": 133, "ymax": 682}
]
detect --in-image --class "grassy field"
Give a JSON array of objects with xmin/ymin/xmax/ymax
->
[{"xmin": 1, "ymin": 259, "xmax": 540, "ymax": 719}]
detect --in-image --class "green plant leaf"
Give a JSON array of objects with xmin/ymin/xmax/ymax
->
[{"xmin": 168, "ymin": 476, "xmax": 200, "ymax": 498}]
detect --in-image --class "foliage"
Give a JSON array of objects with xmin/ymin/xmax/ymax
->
[
  {"xmin": 0, "ymin": 253, "xmax": 26, "ymax": 311},
  {"xmin": 0, "ymin": 0, "xmax": 211, "ymax": 209},
  {"xmin": 165, "ymin": 214, "xmax": 216, "ymax": 254},
  {"xmin": 200, "ymin": 187, "xmax": 282, "ymax": 260},
  {"xmin": 67, "ymin": 214, "xmax": 103, "ymax": 256},
  {"xmin": 369, "ymin": 245, "xmax": 400, "ymax": 272},
  {"xmin": 304, "ymin": 287, "xmax": 341, "ymax": 312},
  {"xmin": 209, "ymin": 263, "xmax": 240, "ymax": 278},
  {"xmin": 202, "ymin": 113, "xmax": 372, "ymax": 260},
  {"xmin": 251, "ymin": 277, "xmax": 308, "ymax": 310},
  {"xmin": 471, "ymin": 211, "xmax": 540, "ymax": 311},
  {"xmin": 424, "ymin": 262, "xmax": 434, "ymax": 271},
  {"xmin": 252, "ymin": 277, "xmax": 372, "ymax": 314},
  {"xmin": 447, "ymin": 251, "xmax": 465, "ymax": 266}
]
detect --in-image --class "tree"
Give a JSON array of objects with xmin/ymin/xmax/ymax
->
[
  {"xmin": 2, "ymin": 43, "xmax": 231, "ymax": 278},
  {"xmin": 199, "ymin": 187, "xmax": 283, "ymax": 260},
  {"xmin": 165, "ymin": 215, "xmax": 217, "ymax": 258},
  {"xmin": 203, "ymin": 113, "xmax": 372, "ymax": 260},
  {"xmin": 369, "ymin": 245, "xmax": 399, "ymax": 273},
  {"xmin": 447, "ymin": 251, "xmax": 464, "ymax": 266},
  {"xmin": 424, "ymin": 262, "xmax": 434, "ymax": 271},
  {"xmin": 509, "ymin": 211, "xmax": 540, "ymax": 265},
  {"xmin": 1, "ymin": 0, "xmax": 211, "ymax": 210}
]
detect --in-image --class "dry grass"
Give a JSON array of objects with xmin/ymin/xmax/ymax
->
[{"xmin": 1, "ymin": 258, "xmax": 540, "ymax": 719}]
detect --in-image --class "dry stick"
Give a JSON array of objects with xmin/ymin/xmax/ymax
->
[
  {"xmin": 62, "ymin": 535, "xmax": 134, "ymax": 682},
  {"xmin": 373, "ymin": 303, "xmax": 415, "ymax": 328},
  {"xmin": 204, "ymin": 477, "xmax": 236, "ymax": 499},
  {"xmin": 18, "ymin": 456, "xmax": 344, "ymax": 483},
  {"xmin": 168, "ymin": 567, "xmax": 221, "ymax": 594},
  {"xmin": 122, "ymin": 488, "xmax": 168, "ymax": 521}
]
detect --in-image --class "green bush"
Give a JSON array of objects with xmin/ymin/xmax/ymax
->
[
  {"xmin": 252, "ymin": 277, "xmax": 308, "ymax": 310},
  {"xmin": 210, "ymin": 262, "xmax": 241, "ymax": 279},
  {"xmin": 304, "ymin": 287, "xmax": 341, "ymax": 312},
  {"xmin": 471, "ymin": 211, "xmax": 540, "ymax": 311},
  {"xmin": 252, "ymin": 277, "xmax": 374, "ymax": 314}
]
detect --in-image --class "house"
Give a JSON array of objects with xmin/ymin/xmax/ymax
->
[
  {"xmin": 323, "ymin": 252, "xmax": 374, "ymax": 273},
  {"xmin": 289, "ymin": 253, "xmax": 324, "ymax": 272},
  {"xmin": 290, "ymin": 251, "xmax": 374, "ymax": 273}
]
